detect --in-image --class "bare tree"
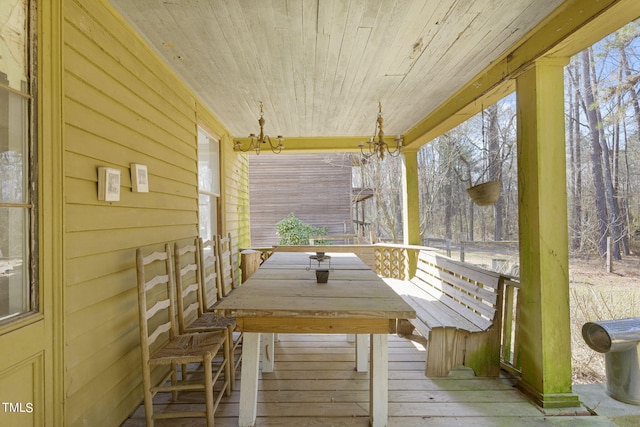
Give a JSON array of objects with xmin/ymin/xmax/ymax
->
[
  {"xmin": 486, "ymin": 104, "xmax": 503, "ymax": 241},
  {"xmin": 567, "ymin": 59, "xmax": 584, "ymax": 251},
  {"xmin": 580, "ymin": 48, "xmax": 613, "ymax": 258}
]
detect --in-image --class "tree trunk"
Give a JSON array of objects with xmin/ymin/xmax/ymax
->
[
  {"xmin": 619, "ymin": 46, "xmax": 638, "ymax": 254},
  {"xmin": 468, "ymin": 199, "xmax": 474, "ymax": 241},
  {"xmin": 613, "ymin": 61, "xmax": 630, "ymax": 256},
  {"xmin": 569, "ymin": 60, "xmax": 583, "ymax": 251},
  {"xmin": 590, "ymin": 50, "xmax": 622, "ymax": 260},
  {"xmin": 486, "ymin": 104, "xmax": 503, "ymax": 241},
  {"xmin": 620, "ymin": 47, "xmax": 640, "ymax": 135},
  {"xmin": 581, "ymin": 49, "xmax": 609, "ymax": 257},
  {"xmin": 444, "ymin": 166, "xmax": 453, "ymax": 240}
]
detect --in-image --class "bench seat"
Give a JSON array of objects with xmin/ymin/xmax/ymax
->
[{"xmin": 384, "ymin": 250, "xmax": 504, "ymax": 377}]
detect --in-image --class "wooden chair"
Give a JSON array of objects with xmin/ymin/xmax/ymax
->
[
  {"xmin": 203, "ymin": 236, "xmax": 244, "ymax": 376},
  {"xmin": 216, "ymin": 232, "xmax": 238, "ymax": 298},
  {"xmin": 174, "ymin": 238, "xmax": 237, "ymax": 388},
  {"xmin": 135, "ymin": 244, "xmax": 229, "ymax": 426}
]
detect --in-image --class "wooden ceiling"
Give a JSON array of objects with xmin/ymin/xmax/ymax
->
[{"xmin": 109, "ymin": 0, "xmax": 623, "ymax": 150}]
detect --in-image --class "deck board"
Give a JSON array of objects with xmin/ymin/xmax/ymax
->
[{"xmin": 121, "ymin": 334, "xmax": 621, "ymax": 426}]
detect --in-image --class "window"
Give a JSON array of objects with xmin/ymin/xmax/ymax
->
[
  {"xmin": 198, "ymin": 127, "xmax": 220, "ymax": 239},
  {"xmin": 0, "ymin": 0, "xmax": 36, "ymax": 323}
]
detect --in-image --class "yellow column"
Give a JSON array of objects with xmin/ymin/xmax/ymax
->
[
  {"xmin": 515, "ymin": 57, "xmax": 579, "ymax": 408},
  {"xmin": 402, "ymin": 150, "xmax": 421, "ymax": 246},
  {"xmin": 401, "ymin": 150, "xmax": 420, "ymax": 278}
]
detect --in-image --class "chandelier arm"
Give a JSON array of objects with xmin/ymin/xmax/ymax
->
[
  {"xmin": 359, "ymin": 144, "xmax": 373, "ymax": 159},
  {"xmin": 264, "ymin": 135, "xmax": 283, "ymax": 154}
]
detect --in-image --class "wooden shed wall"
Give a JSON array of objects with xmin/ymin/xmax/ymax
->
[
  {"xmin": 60, "ymin": 1, "xmax": 247, "ymax": 425},
  {"xmin": 249, "ymin": 154, "xmax": 353, "ymax": 247}
]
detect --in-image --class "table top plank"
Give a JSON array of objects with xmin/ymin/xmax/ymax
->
[
  {"xmin": 216, "ymin": 295, "xmax": 415, "ymax": 318},
  {"xmin": 214, "ymin": 252, "xmax": 415, "ymax": 320},
  {"xmin": 249, "ymin": 268, "xmax": 381, "ymax": 281},
  {"xmin": 259, "ymin": 251, "xmax": 370, "ymax": 270},
  {"xmin": 225, "ymin": 279, "xmax": 402, "ymax": 298}
]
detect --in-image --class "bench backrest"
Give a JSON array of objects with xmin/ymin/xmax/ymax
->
[{"xmin": 412, "ymin": 250, "xmax": 503, "ymax": 331}]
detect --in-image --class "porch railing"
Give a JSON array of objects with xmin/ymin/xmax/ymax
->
[{"xmin": 243, "ymin": 242, "xmax": 522, "ymax": 375}]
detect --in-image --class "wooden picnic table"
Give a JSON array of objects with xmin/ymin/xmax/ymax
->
[{"xmin": 214, "ymin": 251, "xmax": 415, "ymax": 427}]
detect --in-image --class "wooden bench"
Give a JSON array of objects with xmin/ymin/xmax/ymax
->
[{"xmin": 384, "ymin": 250, "xmax": 504, "ymax": 377}]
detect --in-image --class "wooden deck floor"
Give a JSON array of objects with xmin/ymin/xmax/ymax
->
[{"xmin": 122, "ymin": 334, "xmax": 622, "ymax": 426}]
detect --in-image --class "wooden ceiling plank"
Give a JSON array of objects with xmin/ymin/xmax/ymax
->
[
  {"xmin": 325, "ymin": 0, "xmax": 366, "ymax": 132},
  {"xmin": 301, "ymin": 0, "xmax": 319, "ymax": 136},
  {"xmin": 319, "ymin": 0, "xmax": 350, "ymax": 135}
]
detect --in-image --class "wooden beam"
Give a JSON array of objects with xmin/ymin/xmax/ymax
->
[
  {"xmin": 233, "ymin": 136, "xmax": 368, "ymax": 153},
  {"xmin": 402, "ymin": 0, "xmax": 640, "ymax": 150}
]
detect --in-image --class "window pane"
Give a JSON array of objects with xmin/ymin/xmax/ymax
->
[
  {"xmin": 198, "ymin": 128, "xmax": 220, "ymax": 196},
  {"xmin": 0, "ymin": 207, "xmax": 29, "ymax": 321},
  {"xmin": 0, "ymin": 0, "xmax": 29, "ymax": 93},
  {"xmin": 0, "ymin": 0, "xmax": 33, "ymax": 323},
  {"xmin": 199, "ymin": 194, "xmax": 212, "ymax": 239},
  {"xmin": 0, "ymin": 89, "xmax": 29, "ymax": 204}
]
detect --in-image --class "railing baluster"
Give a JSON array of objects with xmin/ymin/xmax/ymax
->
[{"xmin": 500, "ymin": 277, "xmax": 521, "ymax": 375}]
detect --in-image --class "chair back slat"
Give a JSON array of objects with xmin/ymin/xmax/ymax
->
[
  {"xmin": 146, "ymin": 299, "xmax": 171, "ymax": 320},
  {"xmin": 216, "ymin": 233, "xmax": 237, "ymax": 298},
  {"xmin": 174, "ymin": 239, "xmax": 204, "ymax": 334},
  {"xmin": 136, "ymin": 244, "xmax": 177, "ymax": 357},
  {"xmin": 144, "ymin": 274, "xmax": 170, "ymax": 292},
  {"xmin": 199, "ymin": 238, "xmax": 221, "ymax": 308},
  {"xmin": 147, "ymin": 322, "xmax": 172, "ymax": 346}
]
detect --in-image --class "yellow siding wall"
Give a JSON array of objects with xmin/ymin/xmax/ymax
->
[
  {"xmin": 222, "ymin": 139, "xmax": 251, "ymax": 247},
  {"xmin": 60, "ymin": 1, "xmax": 247, "ymax": 425},
  {"xmin": 222, "ymin": 138, "xmax": 250, "ymax": 279}
]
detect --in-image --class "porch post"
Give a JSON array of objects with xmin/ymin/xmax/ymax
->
[
  {"xmin": 401, "ymin": 149, "xmax": 420, "ymax": 246},
  {"xmin": 515, "ymin": 57, "xmax": 579, "ymax": 408}
]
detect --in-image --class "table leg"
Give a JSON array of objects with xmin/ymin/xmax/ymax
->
[
  {"xmin": 370, "ymin": 333, "xmax": 388, "ymax": 427},
  {"xmin": 239, "ymin": 332, "xmax": 260, "ymax": 427},
  {"xmin": 261, "ymin": 333, "xmax": 275, "ymax": 373},
  {"xmin": 355, "ymin": 334, "xmax": 368, "ymax": 372}
]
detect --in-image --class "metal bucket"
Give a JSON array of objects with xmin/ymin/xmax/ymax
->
[{"xmin": 582, "ymin": 318, "xmax": 640, "ymax": 405}]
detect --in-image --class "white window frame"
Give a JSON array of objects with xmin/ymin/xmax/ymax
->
[
  {"xmin": 198, "ymin": 127, "xmax": 220, "ymax": 239},
  {"xmin": 0, "ymin": 0, "xmax": 37, "ymax": 325}
]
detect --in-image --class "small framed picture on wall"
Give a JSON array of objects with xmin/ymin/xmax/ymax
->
[
  {"xmin": 130, "ymin": 163, "xmax": 149, "ymax": 193},
  {"xmin": 98, "ymin": 167, "xmax": 121, "ymax": 201}
]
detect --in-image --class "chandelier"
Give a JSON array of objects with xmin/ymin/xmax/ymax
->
[
  {"xmin": 359, "ymin": 102, "xmax": 402, "ymax": 160},
  {"xmin": 235, "ymin": 101, "xmax": 284, "ymax": 154}
]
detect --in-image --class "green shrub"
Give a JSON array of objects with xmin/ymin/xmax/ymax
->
[{"xmin": 275, "ymin": 213, "xmax": 328, "ymax": 245}]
